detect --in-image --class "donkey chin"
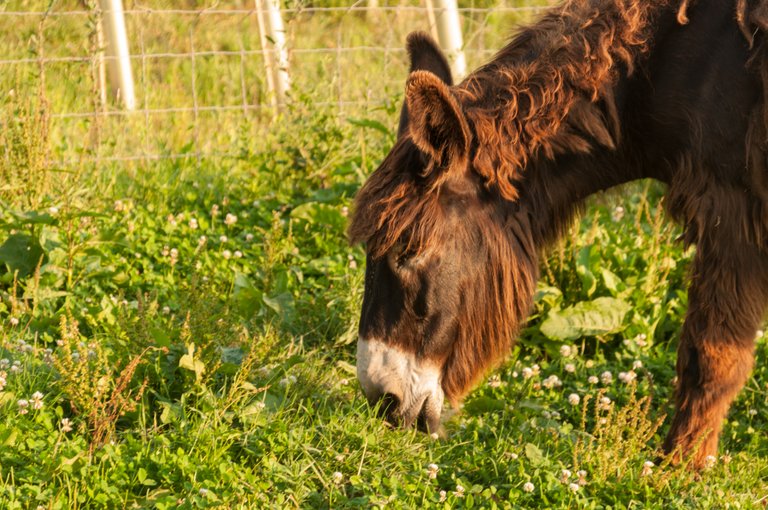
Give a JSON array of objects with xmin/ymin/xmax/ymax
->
[{"xmin": 357, "ymin": 338, "xmax": 445, "ymax": 435}]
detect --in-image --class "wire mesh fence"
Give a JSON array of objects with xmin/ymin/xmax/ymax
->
[{"xmin": 0, "ymin": 1, "xmax": 549, "ymax": 165}]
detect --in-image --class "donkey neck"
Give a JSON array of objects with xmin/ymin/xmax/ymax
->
[{"xmin": 514, "ymin": 146, "xmax": 637, "ymax": 250}]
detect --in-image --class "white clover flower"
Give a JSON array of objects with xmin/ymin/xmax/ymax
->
[
  {"xmin": 189, "ymin": 218, "xmax": 199, "ymax": 230},
  {"xmin": 618, "ymin": 370, "xmax": 637, "ymax": 384},
  {"xmin": 542, "ymin": 374, "xmax": 562, "ymax": 389},
  {"xmin": 749, "ymin": 408, "xmax": 758, "ymax": 416},
  {"xmin": 199, "ymin": 488, "xmax": 208, "ymax": 497},
  {"xmin": 18, "ymin": 399, "xmax": 29, "ymax": 414},
  {"xmin": 332, "ymin": 471, "xmax": 343, "ymax": 484},
  {"xmin": 9, "ymin": 317, "xmax": 19, "ymax": 326},
  {"xmin": 568, "ymin": 393, "xmax": 580, "ymax": 406},
  {"xmin": 635, "ymin": 333, "xmax": 648, "ymax": 347},
  {"xmin": 60, "ymin": 418, "xmax": 73, "ymax": 433},
  {"xmin": 114, "ymin": 200, "xmax": 125, "ymax": 212},
  {"xmin": 198, "ymin": 235, "xmax": 207, "ymax": 247},
  {"xmin": 560, "ymin": 469, "xmax": 572, "ymax": 482},
  {"xmin": 600, "ymin": 371, "xmax": 613, "ymax": 384},
  {"xmin": 246, "ymin": 233, "xmax": 254, "ymax": 242},
  {"xmin": 756, "ymin": 329, "xmax": 764, "ymax": 339},
  {"xmin": 162, "ymin": 306, "xmax": 171, "ymax": 315},
  {"xmin": 511, "ymin": 371, "xmax": 518, "ymax": 378},
  {"xmin": 559, "ymin": 344, "xmax": 572, "ymax": 358},
  {"xmin": 234, "ymin": 250, "xmax": 243, "ymax": 259},
  {"xmin": 641, "ymin": 460, "xmax": 654, "ymax": 476},
  {"xmin": 439, "ymin": 490, "xmax": 447, "ymax": 502},
  {"xmin": 599, "ymin": 396, "xmax": 612, "ymax": 410},
  {"xmin": 453, "ymin": 484, "xmax": 465, "ymax": 498},
  {"xmin": 523, "ymin": 482, "xmax": 535, "ymax": 493},
  {"xmin": 31, "ymin": 391, "xmax": 44, "ymax": 410},
  {"xmin": 10, "ymin": 363, "xmax": 21, "ymax": 374},
  {"xmin": 704, "ymin": 455, "xmax": 717, "ymax": 469},
  {"xmin": 522, "ymin": 367, "xmax": 534, "ymax": 379},
  {"xmin": 169, "ymin": 248, "xmax": 179, "ymax": 260},
  {"xmin": 577, "ymin": 470, "xmax": 587, "ymax": 486},
  {"xmin": 339, "ymin": 378, "xmax": 349, "ymax": 386},
  {"xmin": 49, "ymin": 206, "xmax": 59, "ymax": 215},
  {"xmin": 564, "ymin": 363, "xmax": 576, "ymax": 373},
  {"xmin": 488, "ymin": 374, "xmax": 502, "ymax": 388},
  {"xmin": 211, "ymin": 204, "xmax": 220, "ymax": 216},
  {"xmin": 632, "ymin": 359, "xmax": 643, "ymax": 370},
  {"xmin": 510, "ymin": 453, "xmax": 518, "ymax": 460},
  {"xmin": 222, "ymin": 250, "xmax": 232, "ymax": 260},
  {"xmin": 568, "ymin": 482, "xmax": 580, "ymax": 493},
  {"xmin": 532, "ymin": 364, "xmax": 541, "ymax": 375},
  {"xmin": 427, "ymin": 463, "xmax": 439, "ymax": 479},
  {"xmin": 430, "ymin": 432, "xmax": 439, "ymax": 440},
  {"xmin": 0, "ymin": 359, "xmax": 8, "ymax": 369},
  {"xmin": 587, "ymin": 375, "xmax": 598, "ymax": 384},
  {"xmin": 219, "ymin": 235, "xmax": 228, "ymax": 243},
  {"xmin": 225, "ymin": 213, "xmax": 238, "ymax": 226},
  {"xmin": 611, "ymin": 205, "xmax": 625, "ymax": 222}
]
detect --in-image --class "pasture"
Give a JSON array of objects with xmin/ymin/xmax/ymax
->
[{"xmin": 0, "ymin": 1, "xmax": 767, "ymax": 508}]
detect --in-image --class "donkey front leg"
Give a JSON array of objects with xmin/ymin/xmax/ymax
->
[{"xmin": 663, "ymin": 240, "xmax": 768, "ymax": 468}]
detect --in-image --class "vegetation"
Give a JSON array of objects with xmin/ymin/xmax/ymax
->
[{"xmin": 0, "ymin": 1, "xmax": 766, "ymax": 508}]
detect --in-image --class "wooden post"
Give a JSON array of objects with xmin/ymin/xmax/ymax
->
[
  {"xmin": 255, "ymin": 0, "xmax": 290, "ymax": 108},
  {"xmin": 428, "ymin": 0, "xmax": 466, "ymax": 79},
  {"xmin": 99, "ymin": 0, "xmax": 136, "ymax": 110}
]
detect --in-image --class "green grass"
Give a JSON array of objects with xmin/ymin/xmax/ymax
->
[{"xmin": 1, "ymin": 1, "xmax": 767, "ymax": 508}]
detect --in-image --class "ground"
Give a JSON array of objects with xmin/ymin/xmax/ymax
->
[{"xmin": 0, "ymin": 1, "xmax": 767, "ymax": 508}]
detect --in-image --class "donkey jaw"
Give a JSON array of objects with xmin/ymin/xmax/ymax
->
[{"xmin": 356, "ymin": 338, "xmax": 444, "ymax": 434}]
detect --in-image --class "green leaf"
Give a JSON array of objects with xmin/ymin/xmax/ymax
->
[
  {"xmin": 601, "ymin": 268, "xmax": 623, "ymax": 295},
  {"xmin": 0, "ymin": 233, "xmax": 46, "ymax": 277},
  {"xmin": 539, "ymin": 296, "xmax": 631, "ymax": 341},
  {"xmin": 524, "ymin": 443, "xmax": 548, "ymax": 467},
  {"xmin": 232, "ymin": 271, "xmax": 263, "ymax": 317},
  {"xmin": 263, "ymin": 292, "xmax": 295, "ymax": 323},
  {"xmin": 347, "ymin": 117, "xmax": 392, "ymax": 136},
  {"xmin": 179, "ymin": 343, "xmax": 206, "ymax": 382},
  {"xmin": 463, "ymin": 397, "xmax": 506, "ymax": 414}
]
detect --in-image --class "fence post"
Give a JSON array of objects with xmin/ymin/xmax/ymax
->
[
  {"xmin": 427, "ymin": 0, "xmax": 466, "ymax": 79},
  {"xmin": 255, "ymin": 0, "xmax": 290, "ymax": 108},
  {"xmin": 99, "ymin": 0, "xmax": 136, "ymax": 110}
]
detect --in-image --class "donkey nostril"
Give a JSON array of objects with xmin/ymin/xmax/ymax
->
[{"xmin": 378, "ymin": 393, "xmax": 401, "ymax": 423}]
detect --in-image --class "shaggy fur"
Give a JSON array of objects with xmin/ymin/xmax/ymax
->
[{"xmin": 351, "ymin": 0, "xmax": 768, "ymax": 468}]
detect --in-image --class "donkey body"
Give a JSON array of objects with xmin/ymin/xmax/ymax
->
[{"xmin": 350, "ymin": 0, "xmax": 768, "ymax": 467}]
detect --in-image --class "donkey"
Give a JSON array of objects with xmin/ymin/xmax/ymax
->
[{"xmin": 349, "ymin": 0, "xmax": 768, "ymax": 468}]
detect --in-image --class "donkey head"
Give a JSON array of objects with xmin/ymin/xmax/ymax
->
[{"xmin": 349, "ymin": 33, "xmax": 537, "ymax": 433}]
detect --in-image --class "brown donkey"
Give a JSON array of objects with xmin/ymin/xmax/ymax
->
[{"xmin": 349, "ymin": 0, "xmax": 768, "ymax": 468}]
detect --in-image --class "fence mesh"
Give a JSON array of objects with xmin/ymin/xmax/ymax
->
[{"xmin": 0, "ymin": 1, "xmax": 549, "ymax": 165}]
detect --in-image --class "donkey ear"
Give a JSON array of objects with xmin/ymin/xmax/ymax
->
[
  {"xmin": 397, "ymin": 32, "xmax": 453, "ymax": 137},
  {"xmin": 405, "ymin": 70, "xmax": 470, "ymax": 167},
  {"xmin": 406, "ymin": 32, "xmax": 453, "ymax": 85}
]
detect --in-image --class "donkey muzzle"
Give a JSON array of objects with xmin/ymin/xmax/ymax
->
[{"xmin": 356, "ymin": 337, "xmax": 444, "ymax": 434}]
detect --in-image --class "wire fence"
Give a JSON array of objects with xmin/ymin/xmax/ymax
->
[{"xmin": 0, "ymin": 1, "xmax": 549, "ymax": 166}]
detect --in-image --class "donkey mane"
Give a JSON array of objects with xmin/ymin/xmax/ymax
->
[
  {"xmin": 351, "ymin": 0, "xmax": 768, "ymax": 256},
  {"xmin": 458, "ymin": 0, "xmax": 671, "ymax": 201}
]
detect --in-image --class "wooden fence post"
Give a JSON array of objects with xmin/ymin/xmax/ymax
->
[
  {"xmin": 427, "ymin": 0, "xmax": 466, "ymax": 79},
  {"xmin": 99, "ymin": 0, "xmax": 136, "ymax": 110},
  {"xmin": 255, "ymin": 0, "xmax": 290, "ymax": 109}
]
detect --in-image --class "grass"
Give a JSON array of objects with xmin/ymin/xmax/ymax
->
[{"xmin": 1, "ymin": 0, "xmax": 767, "ymax": 508}]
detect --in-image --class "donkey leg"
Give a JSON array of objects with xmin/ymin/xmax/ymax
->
[{"xmin": 663, "ymin": 242, "xmax": 768, "ymax": 468}]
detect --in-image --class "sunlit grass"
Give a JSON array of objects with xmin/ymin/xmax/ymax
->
[{"xmin": 0, "ymin": 0, "xmax": 767, "ymax": 508}]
